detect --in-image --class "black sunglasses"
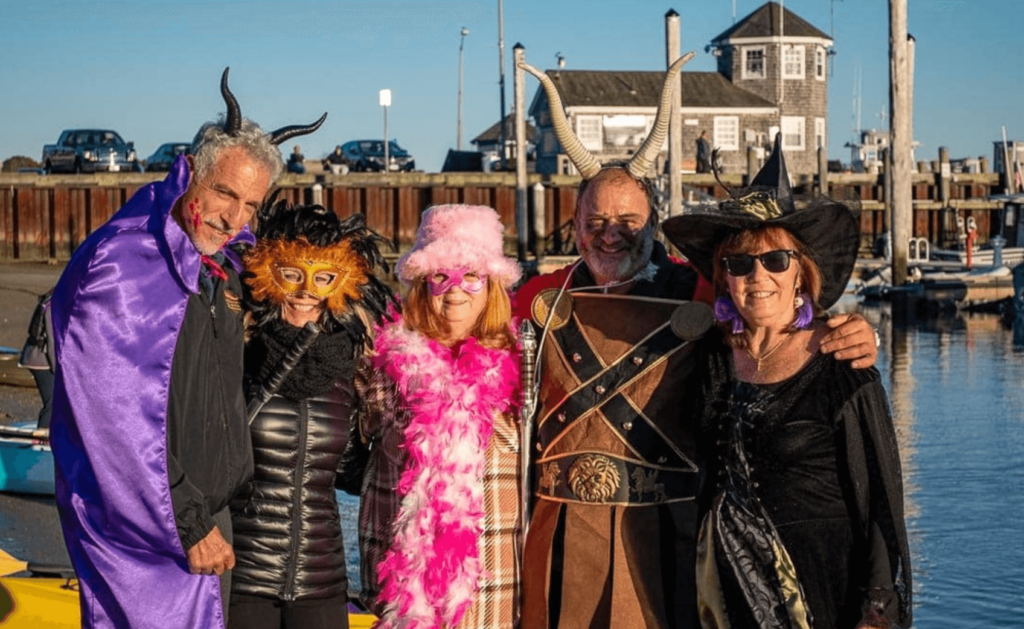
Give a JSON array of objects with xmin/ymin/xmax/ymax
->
[{"xmin": 721, "ymin": 249, "xmax": 798, "ymax": 276}]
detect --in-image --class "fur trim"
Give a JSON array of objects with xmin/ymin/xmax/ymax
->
[
  {"xmin": 372, "ymin": 316, "xmax": 519, "ymax": 629},
  {"xmin": 396, "ymin": 204, "xmax": 522, "ymax": 289}
]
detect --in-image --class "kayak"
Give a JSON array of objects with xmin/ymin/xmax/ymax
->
[
  {"xmin": 0, "ymin": 549, "xmax": 378, "ymax": 628},
  {"xmin": 0, "ymin": 423, "xmax": 54, "ymax": 496}
]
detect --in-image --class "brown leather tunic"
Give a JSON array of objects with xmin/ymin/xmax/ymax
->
[{"xmin": 522, "ymin": 282, "xmax": 706, "ymax": 629}]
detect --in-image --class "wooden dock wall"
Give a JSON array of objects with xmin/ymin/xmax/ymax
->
[{"xmin": 0, "ymin": 170, "xmax": 1008, "ymax": 261}]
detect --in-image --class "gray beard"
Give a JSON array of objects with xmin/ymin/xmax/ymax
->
[{"xmin": 582, "ymin": 236, "xmax": 654, "ymax": 286}]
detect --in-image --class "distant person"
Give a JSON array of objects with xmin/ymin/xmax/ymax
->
[
  {"xmin": 287, "ymin": 144, "xmax": 306, "ymax": 174},
  {"xmin": 696, "ymin": 130, "xmax": 712, "ymax": 173},
  {"xmin": 49, "ymin": 67, "xmax": 325, "ymax": 629},
  {"xmin": 323, "ymin": 144, "xmax": 348, "ymax": 175},
  {"xmin": 17, "ymin": 289, "xmax": 54, "ymax": 429},
  {"xmin": 663, "ymin": 135, "xmax": 912, "ymax": 629},
  {"xmin": 228, "ymin": 198, "xmax": 393, "ymax": 629}
]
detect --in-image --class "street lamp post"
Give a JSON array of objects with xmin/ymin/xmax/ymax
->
[
  {"xmin": 379, "ymin": 89, "xmax": 391, "ymax": 173},
  {"xmin": 458, "ymin": 27, "xmax": 469, "ymax": 150}
]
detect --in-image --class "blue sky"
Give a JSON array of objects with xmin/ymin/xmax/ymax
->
[{"xmin": 1, "ymin": 0, "xmax": 1021, "ymax": 172}]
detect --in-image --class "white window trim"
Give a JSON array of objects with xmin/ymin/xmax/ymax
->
[
  {"xmin": 783, "ymin": 44, "xmax": 805, "ymax": 80},
  {"xmin": 815, "ymin": 47, "xmax": 827, "ymax": 81},
  {"xmin": 815, "ymin": 118, "xmax": 826, "ymax": 150},
  {"xmin": 713, "ymin": 116, "xmax": 740, "ymax": 152},
  {"xmin": 782, "ymin": 116, "xmax": 805, "ymax": 151},
  {"xmin": 575, "ymin": 115, "xmax": 602, "ymax": 151},
  {"xmin": 741, "ymin": 45, "xmax": 766, "ymax": 80}
]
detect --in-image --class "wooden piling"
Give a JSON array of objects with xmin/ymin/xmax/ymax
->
[
  {"xmin": 665, "ymin": 9, "xmax": 683, "ymax": 219},
  {"xmin": 889, "ymin": 0, "xmax": 913, "ymax": 289},
  {"xmin": 745, "ymin": 147, "xmax": 758, "ymax": 187},
  {"xmin": 514, "ymin": 44, "xmax": 529, "ymax": 263}
]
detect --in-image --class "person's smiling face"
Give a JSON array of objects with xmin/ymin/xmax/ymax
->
[
  {"xmin": 428, "ymin": 270, "xmax": 489, "ymax": 341},
  {"xmin": 725, "ymin": 230, "xmax": 802, "ymax": 331},
  {"xmin": 177, "ymin": 146, "xmax": 270, "ymax": 255},
  {"xmin": 575, "ymin": 169, "xmax": 655, "ymax": 286}
]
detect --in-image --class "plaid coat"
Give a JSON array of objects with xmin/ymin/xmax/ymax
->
[{"xmin": 355, "ymin": 359, "xmax": 522, "ymax": 628}]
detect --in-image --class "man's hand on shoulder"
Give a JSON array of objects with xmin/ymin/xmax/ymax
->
[
  {"xmin": 187, "ymin": 525, "xmax": 234, "ymax": 576},
  {"xmin": 820, "ymin": 313, "xmax": 878, "ymax": 369}
]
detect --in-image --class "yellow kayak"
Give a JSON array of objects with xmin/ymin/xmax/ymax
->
[{"xmin": 0, "ymin": 549, "xmax": 377, "ymax": 628}]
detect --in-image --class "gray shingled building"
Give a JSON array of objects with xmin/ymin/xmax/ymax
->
[{"xmin": 528, "ymin": 1, "xmax": 833, "ymax": 176}]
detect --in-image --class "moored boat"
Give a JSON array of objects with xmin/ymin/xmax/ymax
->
[{"xmin": 0, "ymin": 423, "xmax": 53, "ymax": 496}]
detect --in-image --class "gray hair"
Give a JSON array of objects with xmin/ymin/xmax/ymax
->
[{"xmin": 190, "ymin": 117, "xmax": 284, "ymax": 183}]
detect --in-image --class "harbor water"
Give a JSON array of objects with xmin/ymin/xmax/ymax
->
[{"xmin": 859, "ymin": 303, "xmax": 1024, "ymax": 628}]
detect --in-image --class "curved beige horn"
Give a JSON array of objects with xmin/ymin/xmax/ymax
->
[
  {"xmin": 626, "ymin": 52, "xmax": 695, "ymax": 180},
  {"xmin": 518, "ymin": 61, "xmax": 602, "ymax": 180}
]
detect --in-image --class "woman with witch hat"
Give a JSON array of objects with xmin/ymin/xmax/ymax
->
[{"xmin": 663, "ymin": 137, "xmax": 912, "ymax": 629}]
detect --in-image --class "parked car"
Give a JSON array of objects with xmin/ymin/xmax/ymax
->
[
  {"xmin": 41, "ymin": 129, "xmax": 142, "ymax": 174},
  {"xmin": 145, "ymin": 143, "xmax": 191, "ymax": 172},
  {"xmin": 339, "ymin": 140, "xmax": 415, "ymax": 172}
]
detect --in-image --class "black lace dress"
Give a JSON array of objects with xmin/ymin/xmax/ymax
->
[{"xmin": 696, "ymin": 340, "xmax": 912, "ymax": 629}]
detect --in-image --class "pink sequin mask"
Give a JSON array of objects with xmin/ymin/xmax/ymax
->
[{"xmin": 426, "ymin": 267, "xmax": 488, "ymax": 296}]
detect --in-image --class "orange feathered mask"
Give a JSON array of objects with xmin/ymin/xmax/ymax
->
[{"xmin": 243, "ymin": 236, "xmax": 369, "ymax": 317}]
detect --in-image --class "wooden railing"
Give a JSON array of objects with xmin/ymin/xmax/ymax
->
[{"xmin": 0, "ymin": 170, "xmax": 1009, "ymax": 261}]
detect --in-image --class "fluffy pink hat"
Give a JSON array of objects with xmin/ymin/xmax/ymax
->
[{"xmin": 396, "ymin": 204, "xmax": 522, "ymax": 288}]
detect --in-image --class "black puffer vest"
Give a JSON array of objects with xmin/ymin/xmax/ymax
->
[{"xmin": 231, "ymin": 379, "xmax": 355, "ymax": 601}]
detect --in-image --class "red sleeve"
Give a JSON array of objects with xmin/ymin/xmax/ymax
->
[
  {"xmin": 511, "ymin": 266, "xmax": 573, "ymax": 321},
  {"xmin": 668, "ymin": 255, "xmax": 715, "ymax": 304}
]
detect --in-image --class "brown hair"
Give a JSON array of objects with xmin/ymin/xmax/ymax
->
[
  {"xmin": 712, "ymin": 226, "xmax": 824, "ymax": 347},
  {"xmin": 402, "ymin": 277, "xmax": 515, "ymax": 350}
]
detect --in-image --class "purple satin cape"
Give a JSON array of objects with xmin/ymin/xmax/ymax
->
[{"xmin": 50, "ymin": 154, "xmax": 254, "ymax": 629}]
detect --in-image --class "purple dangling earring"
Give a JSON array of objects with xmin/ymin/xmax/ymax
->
[
  {"xmin": 793, "ymin": 292, "xmax": 813, "ymax": 329},
  {"xmin": 714, "ymin": 296, "xmax": 745, "ymax": 334}
]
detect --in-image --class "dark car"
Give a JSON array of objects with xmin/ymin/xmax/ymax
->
[
  {"xmin": 42, "ymin": 129, "xmax": 142, "ymax": 174},
  {"xmin": 145, "ymin": 143, "xmax": 191, "ymax": 172},
  {"xmin": 340, "ymin": 140, "xmax": 415, "ymax": 172}
]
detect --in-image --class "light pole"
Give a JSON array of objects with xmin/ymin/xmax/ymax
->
[
  {"xmin": 497, "ymin": 0, "xmax": 506, "ymax": 169},
  {"xmin": 379, "ymin": 89, "xmax": 391, "ymax": 173},
  {"xmin": 458, "ymin": 27, "xmax": 469, "ymax": 150}
]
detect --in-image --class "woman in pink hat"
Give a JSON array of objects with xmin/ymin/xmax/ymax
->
[{"xmin": 347, "ymin": 204, "xmax": 523, "ymax": 629}]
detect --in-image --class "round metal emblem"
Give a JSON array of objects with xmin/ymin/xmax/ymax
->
[
  {"xmin": 670, "ymin": 301, "xmax": 716, "ymax": 341},
  {"xmin": 531, "ymin": 288, "xmax": 573, "ymax": 330},
  {"xmin": 567, "ymin": 454, "xmax": 621, "ymax": 503}
]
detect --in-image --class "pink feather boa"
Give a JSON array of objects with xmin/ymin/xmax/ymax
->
[{"xmin": 372, "ymin": 317, "xmax": 519, "ymax": 629}]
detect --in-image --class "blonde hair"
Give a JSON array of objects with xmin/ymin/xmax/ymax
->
[{"xmin": 402, "ymin": 277, "xmax": 515, "ymax": 350}]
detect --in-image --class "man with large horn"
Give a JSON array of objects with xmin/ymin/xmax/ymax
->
[
  {"xmin": 515, "ymin": 56, "xmax": 880, "ymax": 628},
  {"xmin": 49, "ymin": 68, "xmax": 326, "ymax": 629}
]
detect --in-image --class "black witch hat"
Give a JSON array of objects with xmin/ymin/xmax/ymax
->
[{"xmin": 661, "ymin": 134, "xmax": 860, "ymax": 309}]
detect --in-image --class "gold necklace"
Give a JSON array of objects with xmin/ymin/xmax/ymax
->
[{"xmin": 745, "ymin": 334, "xmax": 789, "ymax": 371}]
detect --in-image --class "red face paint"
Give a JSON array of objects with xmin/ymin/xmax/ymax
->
[{"xmin": 188, "ymin": 200, "xmax": 201, "ymax": 229}]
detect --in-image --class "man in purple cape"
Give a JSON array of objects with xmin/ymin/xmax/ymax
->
[{"xmin": 49, "ymin": 68, "xmax": 326, "ymax": 629}]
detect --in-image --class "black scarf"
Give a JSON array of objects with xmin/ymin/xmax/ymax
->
[{"xmin": 245, "ymin": 318, "xmax": 359, "ymax": 401}]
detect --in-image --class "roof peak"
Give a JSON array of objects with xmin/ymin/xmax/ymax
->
[{"xmin": 712, "ymin": 1, "xmax": 830, "ymax": 43}]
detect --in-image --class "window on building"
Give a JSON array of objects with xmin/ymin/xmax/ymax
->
[
  {"xmin": 602, "ymin": 115, "xmax": 650, "ymax": 149},
  {"xmin": 783, "ymin": 45, "xmax": 804, "ymax": 79},
  {"xmin": 714, "ymin": 116, "xmax": 740, "ymax": 151},
  {"xmin": 815, "ymin": 118, "xmax": 826, "ymax": 150},
  {"xmin": 781, "ymin": 116, "xmax": 805, "ymax": 151},
  {"xmin": 576, "ymin": 115, "xmax": 602, "ymax": 151},
  {"xmin": 815, "ymin": 47, "xmax": 827, "ymax": 81},
  {"xmin": 743, "ymin": 46, "xmax": 766, "ymax": 80}
]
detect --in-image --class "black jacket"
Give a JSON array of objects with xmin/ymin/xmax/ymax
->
[
  {"xmin": 231, "ymin": 380, "xmax": 356, "ymax": 601},
  {"xmin": 167, "ymin": 271, "xmax": 253, "ymax": 551}
]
